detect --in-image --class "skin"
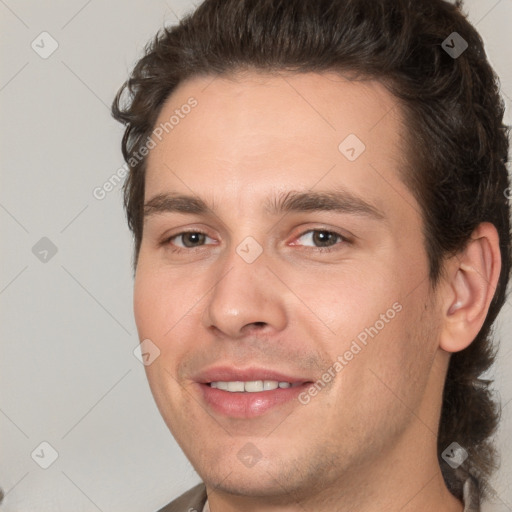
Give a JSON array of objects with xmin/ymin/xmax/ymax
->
[{"xmin": 134, "ymin": 71, "xmax": 500, "ymax": 512}]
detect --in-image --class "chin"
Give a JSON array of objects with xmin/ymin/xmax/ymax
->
[{"xmin": 202, "ymin": 471, "xmax": 296, "ymax": 499}]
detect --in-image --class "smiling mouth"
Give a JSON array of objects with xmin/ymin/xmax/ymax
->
[
  {"xmin": 209, "ymin": 380, "xmax": 306, "ymax": 392},
  {"xmin": 199, "ymin": 377, "xmax": 314, "ymax": 418}
]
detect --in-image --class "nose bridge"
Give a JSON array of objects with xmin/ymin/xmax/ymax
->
[{"xmin": 201, "ymin": 240, "xmax": 287, "ymax": 338}]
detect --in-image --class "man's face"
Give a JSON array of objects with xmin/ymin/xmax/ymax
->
[{"xmin": 135, "ymin": 72, "xmax": 445, "ymax": 499}]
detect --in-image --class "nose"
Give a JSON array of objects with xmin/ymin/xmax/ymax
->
[{"xmin": 201, "ymin": 248, "xmax": 288, "ymax": 340}]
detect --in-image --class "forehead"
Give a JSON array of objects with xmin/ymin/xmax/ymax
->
[{"xmin": 144, "ymin": 71, "xmax": 415, "ymax": 223}]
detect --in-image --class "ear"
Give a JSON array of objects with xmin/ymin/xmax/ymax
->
[{"xmin": 439, "ymin": 222, "xmax": 501, "ymax": 353}]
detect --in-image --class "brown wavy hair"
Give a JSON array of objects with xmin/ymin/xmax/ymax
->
[{"xmin": 111, "ymin": 0, "xmax": 511, "ymax": 501}]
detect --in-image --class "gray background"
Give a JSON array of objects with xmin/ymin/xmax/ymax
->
[{"xmin": 0, "ymin": 1, "xmax": 511, "ymax": 511}]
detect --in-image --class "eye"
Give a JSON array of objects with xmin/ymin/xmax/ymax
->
[
  {"xmin": 165, "ymin": 231, "xmax": 215, "ymax": 250},
  {"xmin": 292, "ymin": 229, "xmax": 349, "ymax": 251},
  {"xmin": 162, "ymin": 228, "xmax": 349, "ymax": 253}
]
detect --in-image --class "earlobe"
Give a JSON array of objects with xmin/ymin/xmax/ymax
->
[{"xmin": 439, "ymin": 223, "xmax": 501, "ymax": 354}]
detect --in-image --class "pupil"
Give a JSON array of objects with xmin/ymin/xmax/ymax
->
[
  {"xmin": 314, "ymin": 231, "xmax": 335, "ymax": 247},
  {"xmin": 184, "ymin": 232, "xmax": 204, "ymax": 247}
]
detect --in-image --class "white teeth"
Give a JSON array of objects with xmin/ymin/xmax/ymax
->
[
  {"xmin": 229, "ymin": 381, "xmax": 245, "ymax": 392},
  {"xmin": 244, "ymin": 380, "xmax": 264, "ymax": 392},
  {"xmin": 263, "ymin": 380, "xmax": 279, "ymax": 391},
  {"xmin": 210, "ymin": 380, "xmax": 293, "ymax": 392}
]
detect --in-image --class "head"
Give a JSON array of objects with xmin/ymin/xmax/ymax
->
[{"xmin": 112, "ymin": 0, "xmax": 511, "ymax": 504}]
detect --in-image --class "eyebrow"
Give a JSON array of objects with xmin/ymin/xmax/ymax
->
[{"xmin": 143, "ymin": 189, "xmax": 385, "ymax": 220}]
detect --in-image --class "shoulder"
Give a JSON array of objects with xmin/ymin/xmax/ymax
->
[
  {"xmin": 480, "ymin": 499, "xmax": 511, "ymax": 512},
  {"xmin": 155, "ymin": 483, "xmax": 207, "ymax": 512}
]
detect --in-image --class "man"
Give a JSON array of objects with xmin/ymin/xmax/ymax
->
[{"xmin": 111, "ymin": 0, "xmax": 511, "ymax": 510}]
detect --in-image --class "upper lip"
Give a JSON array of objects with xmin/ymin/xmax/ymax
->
[{"xmin": 194, "ymin": 366, "xmax": 313, "ymax": 384}]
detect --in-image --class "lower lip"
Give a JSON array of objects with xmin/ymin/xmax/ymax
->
[{"xmin": 199, "ymin": 383, "xmax": 311, "ymax": 418}]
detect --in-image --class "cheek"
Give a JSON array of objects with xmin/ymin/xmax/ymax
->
[
  {"xmin": 290, "ymin": 263, "xmax": 400, "ymax": 337},
  {"xmin": 133, "ymin": 267, "xmax": 182, "ymax": 365},
  {"xmin": 134, "ymin": 261, "xmax": 186, "ymax": 332},
  {"xmin": 133, "ymin": 269, "xmax": 160, "ymax": 339},
  {"xmin": 133, "ymin": 268, "xmax": 194, "ymax": 423},
  {"xmin": 133, "ymin": 263, "xmax": 208, "ymax": 362},
  {"xmin": 321, "ymin": 276, "xmax": 436, "ymax": 405},
  {"xmin": 358, "ymin": 291, "xmax": 439, "ymax": 411}
]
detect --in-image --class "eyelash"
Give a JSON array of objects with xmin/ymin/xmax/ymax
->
[{"xmin": 162, "ymin": 229, "xmax": 351, "ymax": 254}]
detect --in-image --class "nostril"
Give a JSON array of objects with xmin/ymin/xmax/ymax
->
[{"xmin": 242, "ymin": 321, "xmax": 268, "ymax": 336}]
